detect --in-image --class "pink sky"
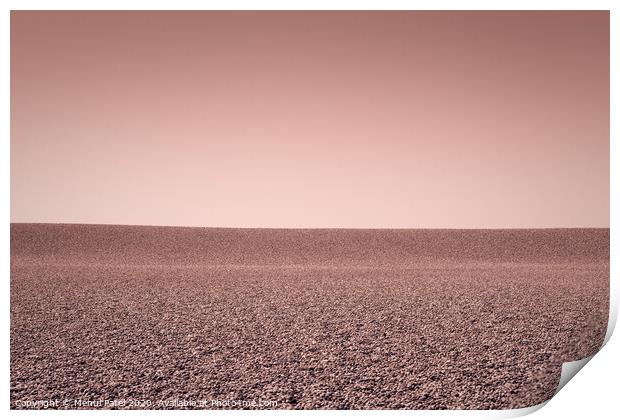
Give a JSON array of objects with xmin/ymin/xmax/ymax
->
[{"xmin": 11, "ymin": 11, "xmax": 609, "ymax": 228}]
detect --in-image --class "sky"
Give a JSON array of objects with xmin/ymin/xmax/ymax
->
[{"xmin": 11, "ymin": 11, "xmax": 609, "ymax": 228}]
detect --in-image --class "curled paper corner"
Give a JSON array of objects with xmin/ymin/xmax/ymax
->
[
  {"xmin": 603, "ymin": 287, "xmax": 618, "ymax": 348},
  {"xmin": 545, "ymin": 298, "xmax": 617, "ymax": 406},
  {"xmin": 555, "ymin": 356, "xmax": 595, "ymax": 395},
  {"xmin": 497, "ymin": 309, "xmax": 616, "ymax": 418},
  {"xmin": 487, "ymin": 360, "xmax": 590, "ymax": 419},
  {"xmin": 549, "ymin": 310, "xmax": 615, "ymax": 400},
  {"xmin": 546, "ymin": 258, "xmax": 619, "ymax": 401},
  {"xmin": 491, "ymin": 401, "xmax": 548, "ymax": 418}
]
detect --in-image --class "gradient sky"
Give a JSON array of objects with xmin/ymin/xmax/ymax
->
[{"xmin": 11, "ymin": 11, "xmax": 609, "ymax": 228}]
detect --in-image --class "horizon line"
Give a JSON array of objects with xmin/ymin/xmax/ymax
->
[{"xmin": 9, "ymin": 222, "xmax": 611, "ymax": 230}]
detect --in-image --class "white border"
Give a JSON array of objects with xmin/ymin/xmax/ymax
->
[{"xmin": 2, "ymin": 2, "xmax": 616, "ymax": 419}]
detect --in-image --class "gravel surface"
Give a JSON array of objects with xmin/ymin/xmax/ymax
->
[{"xmin": 10, "ymin": 224, "xmax": 609, "ymax": 409}]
